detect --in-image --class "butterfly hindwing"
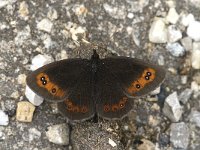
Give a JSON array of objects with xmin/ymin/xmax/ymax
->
[
  {"xmin": 26, "ymin": 59, "xmax": 90, "ymax": 102},
  {"xmin": 57, "ymin": 69, "xmax": 95, "ymax": 121},
  {"xmin": 95, "ymin": 63, "xmax": 132, "ymax": 119}
]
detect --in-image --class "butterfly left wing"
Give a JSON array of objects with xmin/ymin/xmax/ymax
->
[{"xmin": 26, "ymin": 58, "xmax": 90, "ymax": 102}]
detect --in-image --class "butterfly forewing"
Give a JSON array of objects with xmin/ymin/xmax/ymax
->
[
  {"xmin": 102, "ymin": 57, "xmax": 165, "ymax": 97},
  {"xmin": 26, "ymin": 59, "xmax": 90, "ymax": 101}
]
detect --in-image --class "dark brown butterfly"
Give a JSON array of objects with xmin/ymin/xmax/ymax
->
[{"xmin": 26, "ymin": 49, "xmax": 165, "ymax": 122}]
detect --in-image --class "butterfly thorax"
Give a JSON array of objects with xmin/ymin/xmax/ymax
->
[{"xmin": 91, "ymin": 50, "xmax": 100, "ymax": 74}]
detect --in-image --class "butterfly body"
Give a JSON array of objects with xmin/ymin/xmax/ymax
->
[{"xmin": 27, "ymin": 49, "xmax": 165, "ymax": 122}]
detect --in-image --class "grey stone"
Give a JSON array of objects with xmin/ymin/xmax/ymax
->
[
  {"xmin": 163, "ymin": 92, "xmax": 183, "ymax": 122},
  {"xmin": 181, "ymin": 37, "xmax": 193, "ymax": 51},
  {"xmin": 189, "ymin": 110, "xmax": 200, "ymax": 127},
  {"xmin": 103, "ymin": 3, "xmax": 126, "ymax": 19},
  {"xmin": 170, "ymin": 122, "xmax": 189, "ymax": 149},
  {"xmin": 178, "ymin": 88, "xmax": 193, "ymax": 104},
  {"xmin": 37, "ymin": 18, "xmax": 53, "ymax": 33},
  {"xmin": 166, "ymin": 42, "xmax": 185, "ymax": 57}
]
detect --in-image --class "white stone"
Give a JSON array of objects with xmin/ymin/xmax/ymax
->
[
  {"xmin": 109, "ymin": 138, "xmax": 117, "ymax": 147},
  {"xmin": 37, "ymin": 18, "xmax": 53, "ymax": 33},
  {"xmin": 191, "ymin": 42, "xmax": 200, "ymax": 69},
  {"xmin": 163, "ymin": 92, "xmax": 183, "ymax": 122},
  {"xmin": 149, "ymin": 18, "xmax": 167, "ymax": 43},
  {"xmin": 25, "ymin": 85, "xmax": 44, "ymax": 106},
  {"xmin": 17, "ymin": 74, "xmax": 26, "ymax": 85},
  {"xmin": 127, "ymin": 12, "xmax": 134, "ymax": 19},
  {"xmin": 166, "ymin": 8, "xmax": 179, "ymax": 24},
  {"xmin": 191, "ymin": 49, "xmax": 200, "ymax": 69},
  {"xmin": 30, "ymin": 54, "xmax": 53, "ymax": 71},
  {"xmin": 187, "ymin": 21, "xmax": 200, "ymax": 41},
  {"xmin": 150, "ymin": 87, "xmax": 161, "ymax": 95},
  {"xmin": 0, "ymin": 110, "xmax": 9, "ymax": 126},
  {"xmin": 18, "ymin": 1, "xmax": 29, "ymax": 20},
  {"xmin": 47, "ymin": 8, "xmax": 58, "ymax": 20},
  {"xmin": 46, "ymin": 124, "xmax": 69, "ymax": 145},
  {"xmin": 180, "ymin": 13, "xmax": 195, "ymax": 27},
  {"xmin": 191, "ymin": 81, "xmax": 200, "ymax": 92},
  {"xmin": 0, "ymin": 0, "xmax": 9, "ymax": 8},
  {"xmin": 166, "ymin": 42, "xmax": 185, "ymax": 57},
  {"xmin": 167, "ymin": 25, "xmax": 182, "ymax": 43}
]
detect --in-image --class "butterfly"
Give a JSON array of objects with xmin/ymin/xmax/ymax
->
[{"xmin": 26, "ymin": 49, "xmax": 165, "ymax": 122}]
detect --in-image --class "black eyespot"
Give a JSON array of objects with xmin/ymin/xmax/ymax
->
[
  {"xmin": 136, "ymin": 84, "xmax": 140, "ymax": 89},
  {"xmin": 146, "ymin": 72, "xmax": 151, "ymax": 76},
  {"xmin": 145, "ymin": 76, "xmax": 150, "ymax": 80},
  {"xmin": 40, "ymin": 76, "xmax": 45, "ymax": 81},
  {"xmin": 42, "ymin": 80, "xmax": 47, "ymax": 85},
  {"xmin": 51, "ymin": 88, "xmax": 56, "ymax": 93}
]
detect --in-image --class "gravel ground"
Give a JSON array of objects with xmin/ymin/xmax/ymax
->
[{"xmin": 0, "ymin": 0, "xmax": 200, "ymax": 150}]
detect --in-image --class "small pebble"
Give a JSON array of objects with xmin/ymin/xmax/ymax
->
[
  {"xmin": 163, "ymin": 92, "xmax": 183, "ymax": 122},
  {"xmin": 103, "ymin": 3, "xmax": 126, "ymax": 19},
  {"xmin": 47, "ymin": 8, "xmax": 58, "ymax": 20},
  {"xmin": 166, "ymin": 42, "xmax": 185, "ymax": 57},
  {"xmin": 189, "ymin": 0, "xmax": 200, "ymax": 8},
  {"xmin": 191, "ymin": 42, "xmax": 200, "ymax": 69},
  {"xmin": 189, "ymin": 110, "xmax": 200, "ymax": 128},
  {"xmin": 25, "ymin": 85, "xmax": 44, "ymax": 106},
  {"xmin": 108, "ymin": 138, "xmax": 117, "ymax": 147},
  {"xmin": 16, "ymin": 101, "xmax": 35, "ymax": 122},
  {"xmin": 46, "ymin": 124, "xmax": 69, "ymax": 145},
  {"xmin": 137, "ymin": 139, "xmax": 156, "ymax": 150},
  {"xmin": 166, "ymin": 8, "xmax": 179, "ymax": 24},
  {"xmin": 17, "ymin": 74, "xmax": 26, "ymax": 85},
  {"xmin": 0, "ymin": 0, "xmax": 9, "ymax": 9},
  {"xmin": 149, "ymin": 18, "xmax": 167, "ymax": 43},
  {"xmin": 178, "ymin": 88, "xmax": 193, "ymax": 104},
  {"xmin": 28, "ymin": 128, "xmax": 41, "ymax": 141},
  {"xmin": 37, "ymin": 18, "xmax": 53, "ymax": 33},
  {"xmin": 187, "ymin": 20, "xmax": 200, "ymax": 41},
  {"xmin": 0, "ymin": 110, "xmax": 9, "ymax": 126},
  {"xmin": 30, "ymin": 54, "xmax": 53, "ymax": 71},
  {"xmin": 150, "ymin": 87, "xmax": 161, "ymax": 95},
  {"xmin": 167, "ymin": 25, "xmax": 182, "ymax": 43},
  {"xmin": 170, "ymin": 122, "xmax": 189, "ymax": 149},
  {"xmin": 181, "ymin": 37, "xmax": 193, "ymax": 51},
  {"xmin": 18, "ymin": 1, "xmax": 29, "ymax": 20},
  {"xmin": 180, "ymin": 13, "xmax": 195, "ymax": 27},
  {"xmin": 191, "ymin": 81, "xmax": 199, "ymax": 92}
]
